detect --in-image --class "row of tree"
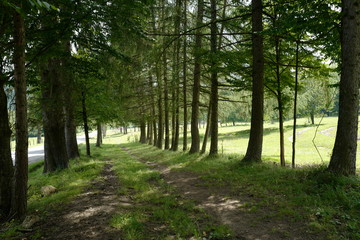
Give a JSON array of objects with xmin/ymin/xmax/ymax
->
[
  {"xmin": 0, "ymin": 0, "xmax": 150, "ymax": 221},
  {"xmin": 0, "ymin": 0, "xmax": 359, "ymax": 224}
]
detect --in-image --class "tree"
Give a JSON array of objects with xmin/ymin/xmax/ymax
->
[
  {"xmin": 0, "ymin": 5, "xmax": 13, "ymax": 220},
  {"xmin": 182, "ymin": 0, "xmax": 188, "ymax": 151},
  {"xmin": 328, "ymin": 0, "xmax": 360, "ymax": 175},
  {"xmin": 189, "ymin": 0, "xmax": 204, "ymax": 154},
  {"xmin": 12, "ymin": 1, "xmax": 28, "ymax": 220},
  {"xmin": 209, "ymin": 0, "xmax": 219, "ymax": 156},
  {"xmin": 0, "ymin": 77, "xmax": 13, "ymax": 220},
  {"xmin": 242, "ymin": 0, "xmax": 264, "ymax": 162}
]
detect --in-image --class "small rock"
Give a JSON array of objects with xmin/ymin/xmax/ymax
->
[
  {"xmin": 22, "ymin": 215, "xmax": 40, "ymax": 228},
  {"xmin": 41, "ymin": 185, "xmax": 57, "ymax": 197}
]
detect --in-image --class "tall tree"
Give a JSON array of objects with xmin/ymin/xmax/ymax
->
[
  {"xmin": 189, "ymin": 0, "xmax": 204, "ymax": 154},
  {"xmin": 63, "ymin": 42, "xmax": 80, "ymax": 159},
  {"xmin": 171, "ymin": 0, "xmax": 181, "ymax": 151},
  {"xmin": 328, "ymin": 0, "xmax": 360, "ymax": 175},
  {"xmin": 81, "ymin": 91, "xmax": 91, "ymax": 156},
  {"xmin": 12, "ymin": 3, "xmax": 28, "ymax": 220},
  {"xmin": 41, "ymin": 58, "xmax": 69, "ymax": 173},
  {"xmin": 209, "ymin": 0, "xmax": 218, "ymax": 156},
  {"xmin": 0, "ymin": 77, "xmax": 13, "ymax": 220},
  {"xmin": 182, "ymin": 0, "xmax": 188, "ymax": 151},
  {"xmin": 242, "ymin": 0, "xmax": 264, "ymax": 162}
]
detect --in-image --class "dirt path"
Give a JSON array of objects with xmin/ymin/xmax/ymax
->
[
  {"xmin": 29, "ymin": 163, "xmax": 128, "ymax": 240},
  {"xmin": 287, "ymin": 128, "xmax": 311, "ymax": 142},
  {"xmin": 319, "ymin": 127, "xmax": 336, "ymax": 137},
  {"xmin": 123, "ymin": 147, "xmax": 319, "ymax": 240}
]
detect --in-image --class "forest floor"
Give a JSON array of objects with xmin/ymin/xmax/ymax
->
[
  {"xmin": 121, "ymin": 147, "xmax": 319, "ymax": 240},
  {"xmin": 2, "ymin": 123, "xmax": 360, "ymax": 240},
  {"xmin": 25, "ymin": 162, "xmax": 125, "ymax": 240},
  {"xmin": 17, "ymin": 145, "xmax": 319, "ymax": 240}
]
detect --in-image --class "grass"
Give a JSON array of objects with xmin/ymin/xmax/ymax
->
[
  {"xmin": 122, "ymin": 116, "xmax": 360, "ymax": 169},
  {"xmin": 0, "ymin": 143, "xmax": 105, "ymax": 239},
  {"xmin": 102, "ymin": 135, "xmax": 232, "ymax": 239},
  {"xmin": 124, "ymin": 141, "xmax": 360, "ymax": 240},
  {"xmin": 2, "ymin": 117, "xmax": 360, "ymax": 239}
]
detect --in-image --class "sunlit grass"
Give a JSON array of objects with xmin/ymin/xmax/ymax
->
[
  {"xmin": 109, "ymin": 145, "xmax": 232, "ymax": 239},
  {"xmin": 123, "ymin": 141, "xmax": 360, "ymax": 239},
  {"xmin": 117, "ymin": 117, "xmax": 360, "ymax": 169}
]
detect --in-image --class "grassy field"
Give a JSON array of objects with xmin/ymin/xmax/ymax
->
[
  {"xmin": 123, "ymin": 116, "xmax": 356, "ymax": 167},
  {"xmin": 113, "ymin": 137, "xmax": 360, "ymax": 239}
]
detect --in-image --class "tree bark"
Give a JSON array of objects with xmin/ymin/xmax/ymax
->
[
  {"xmin": 12, "ymin": 8, "xmax": 28, "ymax": 220},
  {"xmin": 242, "ymin": 0, "xmax": 264, "ymax": 163},
  {"xmin": 41, "ymin": 59, "xmax": 69, "ymax": 173},
  {"xmin": 182, "ymin": 0, "xmax": 188, "ymax": 151},
  {"xmin": 171, "ymin": 0, "xmax": 181, "ymax": 152},
  {"xmin": 328, "ymin": 0, "xmax": 360, "ymax": 175},
  {"xmin": 156, "ymin": 65, "xmax": 164, "ymax": 149},
  {"xmin": 209, "ymin": 0, "xmax": 218, "ymax": 156},
  {"xmin": 96, "ymin": 122, "xmax": 102, "ymax": 147},
  {"xmin": 140, "ymin": 121, "xmax": 147, "ymax": 144},
  {"xmin": 0, "ymin": 79, "xmax": 13, "ymax": 220},
  {"xmin": 274, "ymin": 37, "xmax": 286, "ymax": 167},
  {"xmin": 63, "ymin": 42, "xmax": 79, "ymax": 159},
  {"xmin": 291, "ymin": 40, "xmax": 300, "ymax": 169},
  {"xmin": 81, "ymin": 91, "xmax": 91, "ymax": 156},
  {"xmin": 37, "ymin": 124, "xmax": 42, "ymax": 144},
  {"xmin": 189, "ymin": 0, "xmax": 204, "ymax": 154},
  {"xmin": 147, "ymin": 120, "xmax": 153, "ymax": 145},
  {"xmin": 310, "ymin": 112, "xmax": 315, "ymax": 125},
  {"xmin": 149, "ymin": 74, "xmax": 157, "ymax": 146},
  {"xmin": 201, "ymin": 101, "xmax": 211, "ymax": 154}
]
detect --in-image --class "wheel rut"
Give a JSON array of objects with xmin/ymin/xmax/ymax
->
[{"xmin": 122, "ymin": 146, "xmax": 321, "ymax": 240}]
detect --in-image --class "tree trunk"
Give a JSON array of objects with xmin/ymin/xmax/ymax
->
[
  {"xmin": 209, "ymin": 0, "xmax": 218, "ymax": 156},
  {"xmin": 147, "ymin": 120, "xmax": 153, "ymax": 145},
  {"xmin": 274, "ymin": 37, "xmax": 285, "ymax": 167},
  {"xmin": 291, "ymin": 40, "xmax": 300, "ymax": 169},
  {"xmin": 310, "ymin": 112, "xmax": 315, "ymax": 125},
  {"xmin": 164, "ymin": 57, "xmax": 170, "ymax": 150},
  {"xmin": 156, "ymin": 65, "xmax": 164, "ymax": 149},
  {"xmin": 12, "ymin": 8, "xmax": 28, "ymax": 220},
  {"xmin": 37, "ymin": 124, "xmax": 42, "ymax": 144},
  {"xmin": 140, "ymin": 121, "xmax": 147, "ymax": 144},
  {"xmin": 171, "ymin": 0, "xmax": 181, "ymax": 152},
  {"xmin": 96, "ymin": 122, "xmax": 102, "ymax": 147},
  {"xmin": 41, "ymin": 58, "xmax": 69, "ymax": 173},
  {"xmin": 201, "ymin": 101, "xmax": 211, "ymax": 154},
  {"xmin": 328, "ymin": 0, "xmax": 360, "ymax": 176},
  {"xmin": 149, "ymin": 75, "xmax": 157, "ymax": 146},
  {"xmin": 0, "ymin": 79, "xmax": 13, "ymax": 220},
  {"xmin": 81, "ymin": 91, "xmax": 91, "ymax": 156},
  {"xmin": 189, "ymin": 0, "xmax": 204, "ymax": 154},
  {"xmin": 182, "ymin": 0, "xmax": 188, "ymax": 151},
  {"xmin": 242, "ymin": 0, "xmax": 264, "ymax": 163},
  {"xmin": 63, "ymin": 42, "xmax": 79, "ymax": 159}
]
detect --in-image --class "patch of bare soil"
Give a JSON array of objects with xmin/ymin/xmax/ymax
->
[
  {"xmin": 26, "ymin": 163, "xmax": 129, "ymax": 240},
  {"xmin": 319, "ymin": 127, "xmax": 336, "ymax": 137},
  {"xmin": 288, "ymin": 128, "xmax": 311, "ymax": 142},
  {"xmin": 123, "ymin": 148, "xmax": 321, "ymax": 240}
]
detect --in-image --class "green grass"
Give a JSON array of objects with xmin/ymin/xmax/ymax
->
[
  {"xmin": 121, "ymin": 116, "xmax": 360, "ymax": 169},
  {"xmin": 2, "ymin": 118, "xmax": 359, "ymax": 239},
  {"xmin": 101, "ymin": 135, "xmax": 232, "ymax": 239},
  {"xmin": 124, "ymin": 141, "xmax": 360, "ymax": 240},
  {"xmin": 0, "ymin": 143, "xmax": 106, "ymax": 239}
]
